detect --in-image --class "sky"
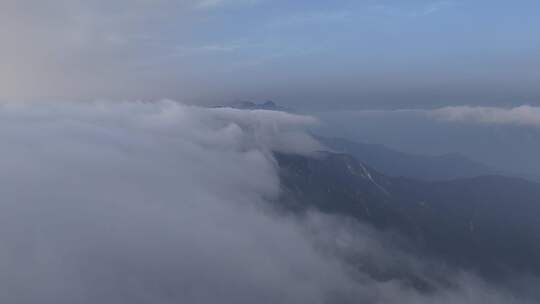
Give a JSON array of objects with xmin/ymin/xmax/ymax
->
[{"xmin": 1, "ymin": 0, "xmax": 540, "ymax": 108}]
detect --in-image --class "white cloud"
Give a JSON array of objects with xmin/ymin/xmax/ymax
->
[
  {"xmin": 0, "ymin": 100, "xmax": 535, "ymax": 303},
  {"xmin": 323, "ymin": 105, "xmax": 540, "ymax": 128},
  {"xmin": 0, "ymin": 101, "xmax": 338, "ymax": 303},
  {"xmin": 430, "ymin": 105, "xmax": 540, "ymax": 127}
]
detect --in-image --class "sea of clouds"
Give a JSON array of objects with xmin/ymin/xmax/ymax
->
[{"xmin": 0, "ymin": 101, "xmax": 535, "ymax": 303}]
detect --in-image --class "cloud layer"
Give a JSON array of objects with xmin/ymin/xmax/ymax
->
[
  {"xmin": 430, "ymin": 105, "xmax": 540, "ymax": 127},
  {"xmin": 0, "ymin": 101, "xmax": 336, "ymax": 303},
  {"xmin": 0, "ymin": 101, "xmax": 536, "ymax": 303}
]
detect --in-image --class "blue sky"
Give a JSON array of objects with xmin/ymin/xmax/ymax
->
[{"xmin": 1, "ymin": 0, "xmax": 539, "ymax": 108}]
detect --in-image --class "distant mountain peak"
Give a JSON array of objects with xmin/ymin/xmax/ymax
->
[
  {"xmin": 220, "ymin": 100, "xmax": 290, "ymax": 111},
  {"xmin": 261, "ymin": 100, "xmax": 276, "ymax": 108},
  {"xmin": 231, "ymin": 101, "xmax": 257, "ymax": 109}
]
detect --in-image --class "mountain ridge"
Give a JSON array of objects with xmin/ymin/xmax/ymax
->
[
  {"xmin": 275, "ymin": 150, "xmax": 540, "ymax": 279},
  {"xmin": 318, "ymin": 136, "xmax": 498, "ymax": 181}
]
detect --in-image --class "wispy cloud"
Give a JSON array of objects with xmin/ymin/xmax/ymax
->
[
  {"xmin": 372, "ymin": 1, "xmax": 456, "ymax": 17},
  {"xmin": 266, "ymin": 10, "xmax": 352, "ymax": 29},
  {"xmin": 430, "ymin": 105, "xmax": 540, "ymax": 127},
  {"xmin": 194, "ymin": 0, "xmax": 260, "ymax": 10},
  {"xmin": 174, "ymin": 42, "xmax": 265, "ymax": 55},
  {"xmin": 322, "ymin": 104, "xmax": 540, "ymax": 128},
  {"xmin": 420, "ymin": 1, "xmax": 456, "ymax": 16}
]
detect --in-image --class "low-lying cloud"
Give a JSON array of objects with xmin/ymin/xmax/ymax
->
[
  {"xmin": 0, "ymin": 101, "xmax": 536, "ymax": 303},
  {"xmin": 430, "ymin": 105, "xmax": 540, "ymax": 127}
]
